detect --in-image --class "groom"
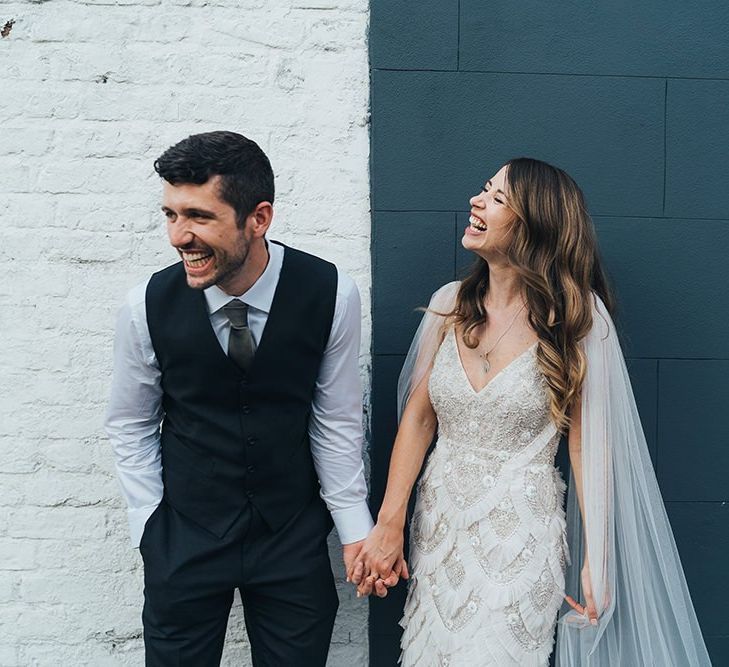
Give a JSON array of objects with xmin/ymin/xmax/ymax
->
[{"xmin": 105, "ymin": 131, "xmax": 373, "ymax": 666}]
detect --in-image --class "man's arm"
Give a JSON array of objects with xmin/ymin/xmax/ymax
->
[
  {"xmin": 308, "ymin": 271, "xmax": 373, "ymax": 555},
  {"xmin": 104, "ymin": 281, "xmax": 164, "ymax": 548}
]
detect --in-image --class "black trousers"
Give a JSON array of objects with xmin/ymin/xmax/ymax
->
[{"xmin": 140, "ymin": 496, "xmax": 338, "ymax": 667}]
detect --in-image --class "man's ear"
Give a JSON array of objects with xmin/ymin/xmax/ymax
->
[{"xmin": 246, "ymin": 201, "xmax": 273, "ymax": 238}]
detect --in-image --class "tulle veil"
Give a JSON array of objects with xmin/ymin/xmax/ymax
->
[{"xmin": 396, "ymin": 281, "xmax": 711, "ymax": 666}]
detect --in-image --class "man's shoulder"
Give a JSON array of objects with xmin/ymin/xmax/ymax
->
[
  {"xmin": 149, "ymin": 261, "xmax": 185, "ymax": 285},
  {"xmin": 122, "ymin": 262, "xmax": 185, "ymax": 318},
  {"xmin": 117, "ymin": 276, "xmax": 151, "ymax": 330},
  {"xmin": 272, "ymin": 242, "xmax": 359, "ymax": 300},
  {"xmin": 275, "ymin": 241, "xmax": 335, "ymax": 270},
  {"xmin": 124, "ymin": 275, "xmax": 153, "ymax": 310},
  {"xmin": 334, "ymin": 270, "xmax": 358, "ymax": 302},
  {"xmin": 144, "ymin": 261, "xmax": 188, "ymax": 305},
  {"xmin": 275, "ymin": 242, "xmax": 338, "ymax": 287}
]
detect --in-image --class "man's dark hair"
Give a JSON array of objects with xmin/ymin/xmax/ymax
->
[{"xmin": 154, "ymin": 131, "xmax": 275, "ymax": 225}]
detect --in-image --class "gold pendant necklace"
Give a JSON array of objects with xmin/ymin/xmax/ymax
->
[{"xmin": 478, "ymin": 302, "xmax": 526, "ymax": 374}]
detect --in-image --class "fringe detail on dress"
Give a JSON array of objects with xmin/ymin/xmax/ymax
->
[{"xmin": 401, "ymin": 456, "xmax": 568, "ymax": 666}]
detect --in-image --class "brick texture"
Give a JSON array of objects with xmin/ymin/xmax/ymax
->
[{"xmin": 0, "ymin": 2, "xmax": 370, "ymax": 665}]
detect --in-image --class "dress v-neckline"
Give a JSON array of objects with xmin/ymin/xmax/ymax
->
[{"xmin": 450, "ymin": 327, "xmax": 537, "ymax": 396}]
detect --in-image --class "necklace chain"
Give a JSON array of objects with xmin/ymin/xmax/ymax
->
[{"xmin": 478, "ymin": 302, "xmax": 526, "ymax": 373}]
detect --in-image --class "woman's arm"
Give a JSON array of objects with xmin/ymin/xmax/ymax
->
[
  {"xmin": 565, "ymin": 395, "xmax": 599, "ymax": 625},
  {"xmin": 348, "ymin": 366, "xmax": 438, "ymax": 595}
]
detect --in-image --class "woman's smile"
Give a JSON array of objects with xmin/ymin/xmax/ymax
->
[{"xmin": 469, "ymin": 214, "xmax": 488, "ymax": 232}]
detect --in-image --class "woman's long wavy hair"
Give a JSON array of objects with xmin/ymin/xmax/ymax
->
[{"xmin": 453, "ymin": 157, "xmax": 615, "ymax": 433}]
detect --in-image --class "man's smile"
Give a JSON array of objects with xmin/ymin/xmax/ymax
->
[{"xmin": 181, "ymin": 250, "xmax": 214, "ymax": 270}]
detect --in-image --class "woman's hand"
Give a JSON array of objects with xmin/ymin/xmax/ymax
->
[
  {"xmin": 565, "ymin": 557, "xmax": 599, "ymax": 626},
  {"xmin": 347, "ymin": 520, "xmax": 409, "ymax": 597}
]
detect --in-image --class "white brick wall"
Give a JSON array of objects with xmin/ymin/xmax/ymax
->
[{"xmin": 0, "ymin": 1, "xmax": 371, "ymax": 665}]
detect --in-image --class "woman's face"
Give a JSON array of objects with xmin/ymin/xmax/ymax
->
[{"xmin": 462, "ymin": 165, "xmax": 519, "ymax": 261}]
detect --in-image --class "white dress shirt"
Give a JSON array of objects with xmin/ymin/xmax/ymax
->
[{"xmin": 105, "ymin": 241, "xmax": 373, "ymax": 548}]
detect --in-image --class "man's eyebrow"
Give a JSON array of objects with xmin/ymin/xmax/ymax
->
[
  {"xmin": 185, "ymin": 207, "xmax": 216, "ymax": 216},
  {"xmin": 160, "ymin": 206, "xmax": 216, "ymax": 217}
]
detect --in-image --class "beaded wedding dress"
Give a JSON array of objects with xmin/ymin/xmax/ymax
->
[
  {"xmin": 399, "ymin": 325, "xmax": 566, "ymax": 666},
  {"xmin": 397, "ymin": 282, "xmax": 711, "ymax": 667}
]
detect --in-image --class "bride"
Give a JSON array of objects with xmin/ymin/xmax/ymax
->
[{"xmin": 349, "ymin": 158, "xmax": 711, "ymax": 665}]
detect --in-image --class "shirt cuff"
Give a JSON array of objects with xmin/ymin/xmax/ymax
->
[
  {"xmin": 128, "ymin": 503, "xmax": 161, "ymax": 549},
  {"xmin": 330, "ymin": 502, "xmax": 374, "ymax": 544}
]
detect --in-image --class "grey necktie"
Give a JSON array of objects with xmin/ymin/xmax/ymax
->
[{"xmin": 223, "ymin": 300, "xmax": 256, "ymax": 373}]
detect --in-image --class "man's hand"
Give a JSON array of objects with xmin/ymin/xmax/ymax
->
[{"xmin": 342, "ymin": 539, "xmax": 365, "ymax": 579}]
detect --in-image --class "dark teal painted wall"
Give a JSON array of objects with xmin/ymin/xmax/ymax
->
[{"xmin": 369, "ymin": 2, "xmax": 729, "ymax": 665}]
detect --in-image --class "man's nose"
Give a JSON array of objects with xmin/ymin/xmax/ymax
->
[{"xmin": 167, "ymin": 219, "xmax": 194, "ymax": 247}]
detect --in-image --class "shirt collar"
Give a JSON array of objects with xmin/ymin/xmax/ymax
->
[{"xmin": 204, "ymin": 240, "xmax": 284, "ymax": 315}]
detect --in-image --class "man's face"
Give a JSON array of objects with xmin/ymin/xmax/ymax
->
[{"xmin": 162, "ymin": 176, "xmax": 252, "ymax": 291}]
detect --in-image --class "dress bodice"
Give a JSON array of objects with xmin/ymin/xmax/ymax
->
[
  {"xmin": 424, "ymin": 328, "xmax": 561, "ymax": 517},
  {"xmin": 429, "ymin": 327, "xmax": 555, "ymax": 454}
]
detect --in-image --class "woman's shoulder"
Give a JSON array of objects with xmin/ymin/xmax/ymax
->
[
  {"xmin": 429, "ymin": 280, "xmax": 461, "ymax": 303},
  {"xmin": 425, "ymin": 281, "xmax": 461, "ymax": 318}
]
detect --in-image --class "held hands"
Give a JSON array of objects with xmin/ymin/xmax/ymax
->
[
  {"xmin": 342, "ymin": 539, "xmax": 366, "ymax": 580},
  {"xmin": 346, "ymin": 521, "xmax": 409, "ymax": 599},
  {"xmin": 564, "ymin": 557, "xmax": 599, "ymax": 626},
  {"xmin": 342, "ymin": 538, "xmax": 395, "ymax": 599}
]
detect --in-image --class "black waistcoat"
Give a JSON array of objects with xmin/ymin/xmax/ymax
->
[{"xmin": 145, "ymin": 242, "xmax": 338, "ymax": 538}]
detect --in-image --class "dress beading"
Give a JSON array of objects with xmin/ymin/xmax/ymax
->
[{"xmin": 400, "ymin": 327, "xmax": 568, "ymax": 666}]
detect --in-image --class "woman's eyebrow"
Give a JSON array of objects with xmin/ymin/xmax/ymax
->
[{"xmin": 484, "ymin": 180, "xmax": 507, "ymax": 196}]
